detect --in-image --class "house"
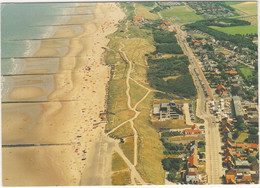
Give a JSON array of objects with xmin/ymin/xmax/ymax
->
[
  {"xmin": 232, "ymin": 96, "xmax": 244, "ymax": 118},
  {"xmin": 153, "ymin": 100, "xmax": 183, "ymax": 121},
  {"xmin": 188, "ymin": 154, "xmax": 199, "ymax": 168},
  {"xmin": 225, "ymin": 168, "xmax": 236, "ymax": 184},
  {"xmin": 186, "ymin": 168, "xmax": 201, "ymax": 184},
  {"xmin": 250, "ymin": 143, "xmax": 258, "ymax": 150},
  {"xmin": 235, "ymin": 160, "xmax": 250, "ymax": 169},
  {"xmin": 184, "ymin": 125, "xmax": 202, "ymax": 135},
  {"xmin": 223, "ymin": 132, "xmax": 233, "ymax": 142}
]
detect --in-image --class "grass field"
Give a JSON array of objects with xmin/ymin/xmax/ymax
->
[
  {"xmin": 237, "ymin": 64, "xmax": 255, "ymax": 79},
  {"xmin": 240, "ymin": 16, "xmax": 258, "ymax": 25},
  {"xmin": 239, "ymin": 67, "xmax": 254, "ymax": 79},
  {"xmin": 235, "ymin": 132, "xmax": 249, "ymax": 143},
  {"xmin": 135, "ymin": 3, "xmax": 160, "ymax": 20},
  {"xmin": 109, "ymin": 122, "xmax": 134, "ymax": 138},
  {"xmin": 168, "ymin": 135, "xmax": 204, "ymax": 142},
  {"xmin": 111, "ymin": 170, "xmax": 131, "ymax": 185},
  {"xmin": 209, "ymin": 25, "xmax": 257, "ymax": 35},
  {"xmin": 133, "ymin": 95, "xmax": 165, "ymax": 184},
  {"xmin": 161, "ymin": 6, "xmax": 204, "ymax": 23},
  {"xmin": 112, "ymin": 152, "xmax": 129, "ymax": 171},
  {"xmin": 129, "ymin": 79, "xmax": 148, "ymax": 108},
  {"xmin": 152, "ymin": 119, "xmax": 191, "ymax": 130},
  {"xmin": 120, "ymin": 136, "xmax": 135, "ymax": 164},
  {"xmin": 231, "ymin": 2, "xmax": 257, "ymax": 15}
]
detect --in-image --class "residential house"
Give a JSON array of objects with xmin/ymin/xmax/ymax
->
[
  {"xmin": 225, "ymin": 168, "xmax": 236, "ymax": 184},
  {"xmin": 186, "ymin": 168, "xmax": 201, "ymax": 184},
  {"xmin": 235, "ymin": 160, "xmax": 250, "ymax": 169}
]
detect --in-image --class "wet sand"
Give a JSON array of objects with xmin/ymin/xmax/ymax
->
[{"xmin": 2, "ymin": 3, "xmax": 125, "ymax": 186}]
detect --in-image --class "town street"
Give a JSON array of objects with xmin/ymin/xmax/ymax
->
[{"xmin": 175, "ymin": 24, "xmax": 222, "ymax": 184}]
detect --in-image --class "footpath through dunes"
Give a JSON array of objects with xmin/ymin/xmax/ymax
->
[
  {"xmin": 105, "ymin": 3, "xmax": 165, "ymax": 185},
  {"xmin": 2, "ymin": 3, "xmax": 125, "ymax": 186}
]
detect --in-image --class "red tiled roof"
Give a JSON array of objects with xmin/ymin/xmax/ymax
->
[
  {"xmin": 251, "ymin": 143, "xmax": 258, "ymax": 149},
  {"xmin": 184, "ymin": 129, "xmax": 201, "ymax": 134},
  {"xmin": 217, "ymin": 85, "xmax": 226, "ymax": 90},
  {"xmin": 188, "ymin": 154, "xmax": 198, "ymax": 168}
]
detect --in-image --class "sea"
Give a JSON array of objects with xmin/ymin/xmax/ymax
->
[{"xmin": 1, "ymin": 2, "xmax": 95, "ymax": 100}]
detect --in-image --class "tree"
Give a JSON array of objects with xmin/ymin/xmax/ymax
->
[
  {"xmin": 167, "ymin": 169, "xmax": 177, "ymax": 182},
  {"xmin": 247, "ymin": 155, "xmax": 257, "ymax": 163},
  {"xmin": 198, "ymin": 141, "xmax": 206, "ymax": 148},
  {"xmin": 162, "ymin": 158, "xmax": 172, "ymax": 171},
  {"xmin": 233, "ymin": 131, "xmax": 241, "ymax": 139},
  {"xmin": 248, "ymin": 127, "xmax": 258, "ymax": 135}
]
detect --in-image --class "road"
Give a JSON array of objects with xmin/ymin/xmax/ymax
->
[{"xmin": 175, "ymin": 24, "xmax": 222, "ymax": 184}]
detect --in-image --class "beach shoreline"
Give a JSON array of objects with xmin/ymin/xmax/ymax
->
[{"xmin": 2, "ymin": 2, "xmax": 125, "ymax": 186}]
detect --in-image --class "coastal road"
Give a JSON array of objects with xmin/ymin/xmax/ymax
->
[{"xmin": 175, "ymin": 24, "xmax": 222, "ymax": 184}]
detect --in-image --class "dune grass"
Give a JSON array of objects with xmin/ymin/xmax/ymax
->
[
  {"xmin": 129, "ymin": 79, "xmax": 148, "ymax": 108},
  {"xmin": 112, "ymin": 151, "xmax": 129, "ymax": 171},
  {"xmin": 120, "ymin": 136, "xmax": 135, "ymax": 164},
  {"xmin": 134, "ymin": 93, "xmax": 165, "ymax": 184},
  {"xmin": 111, "ymin": 170, "xmax": 131, "ymax": 185},
  {"xmin": 109, "ymin": 122, "xmax": 134, "ymax": 139}
]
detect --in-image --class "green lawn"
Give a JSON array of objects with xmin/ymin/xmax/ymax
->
[
  {"xmin": 209, "ymin": 25, "xmax": 257, "ymax": 35},
  {"xmin": 237, "ymin": 65, "xmax": 255, "ymax": 79},
  {"xmin": 235, "ymin": 132, "xmax": 249, "ymax": 143},
  {"xmin": 239, "ymin": 67, "xmax": 254, "ymax": 79},
  {"xmin": 161, "ymin": 6, "xmax": 204, "ymax": 23}
]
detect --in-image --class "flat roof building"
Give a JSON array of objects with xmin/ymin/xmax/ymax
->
[{"xmin": 233, "ymin": 96, "xmax": 244, "ymax": 118}]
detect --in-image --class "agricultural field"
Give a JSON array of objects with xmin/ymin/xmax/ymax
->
[
  {"xmin": 225, "ymin": 2, "xmax": 243, "ymax": 6},
  {"xmin": 161, "ymin": 6, "xmax": 204, "ymax": 23},
  {"xmin": 209, "ymin": 25, "xmax": 257, "ymax": 35},
  {"xmin": 240, "ymin": 16, "xmax": 258, "ymax": 25},
  {"xmin": 135, "ymin": 3, "xmax": 159, "ymax": 20},
  {"xmin": 231, "ymin": 2, "xmax": 257, "ymax": 15}
]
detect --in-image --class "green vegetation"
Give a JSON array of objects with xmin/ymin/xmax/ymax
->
[
  {"xmin": 235, "ymin": 132, "xmax": 249, "ymax": 143},
  {"xmin": 185, "ymin": 19, "xmax": 257, "ymax": 51},
  {"xmin": 135, "ymin": 3, "xmax": 159, "ymax": 20},
  {"xmin": 152, "ymin": 30, "xmax": 183, "ymax": 54},
  {"xmin": 137, "ymin": 2, "xmax": 156, "ymax": 7},
  {"xmin": 161, "ymin": 137, "xmax": 185, "ymax": 155},
  {"xmin": 162, "ymin": 158, "xmax": 183, "ymax": 182},
  {"xmin": 236, "ymin": 65, "xmax": 255, "ymax": 79},
  {"xmin": 209, "ymin": 25, "xmax": 257, "ymax": 35},
  {"xmin": 152, "ymin": 119, "xmax": 191, "ymax": 131},
  {"xmin": 192, "ymin": 101, "xmax": 204, "ymax": 123},
  {"xmin": 134, "ymin": 94, "xmax": 165, "ymax": 184},
  {"xmin": 111, "ymin": 170, "xmax": 131, "ymax": 185},
  {"xmin": 161, "ymin": 6, "xmax": 204, "ymax": 23},
  {"xmin": 147, "ymin": 56, "xmax": 196, "ymax": 98},
  {"xmin": 112, "ymin": 152, "xmax": 129, "ymax": 171}
]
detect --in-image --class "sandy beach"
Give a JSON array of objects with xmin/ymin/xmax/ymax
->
[{"xmin": 2, "ymin": 3, "xmax": 125, "ymax": 186}]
